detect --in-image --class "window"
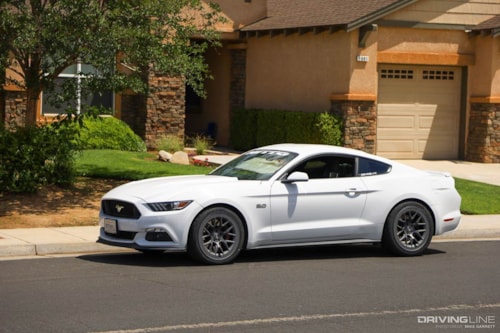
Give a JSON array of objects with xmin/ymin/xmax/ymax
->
[
  {"xmin": 210, "ymin": 150, "xmax": 298, "ymax": 180},
  {"xmin": 41, "ymin": 62, "xmax": 113, "ymax": 115},
  {"xmin": 358, "ymin": 158, "xmax": 391, "ymax": 176},
  {"xmin": 422, "ymin": 70, "xmax": 454, "ymax": 81},
  {"xmin": 292, "ymin": 156, "xmax": 356, "ymax": 179},
  {"xmin": 380, "ymin": 68, "xmax": 414, "ymax": 80}
]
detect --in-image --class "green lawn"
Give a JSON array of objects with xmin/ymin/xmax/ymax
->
[
  {"xmin": 75, "ymin": 150, "xmax": 499, "ymax": 215},
  {"xmin": 75, "ymin": 149, "xmax": 213, "ymax": 180},
  {"xmin": 454, "ymin": 178, "xmax": 500, "ymax": 215}
]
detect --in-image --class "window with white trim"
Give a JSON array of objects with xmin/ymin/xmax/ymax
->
[{"xmin": 41, "ymin": 61, "xmax": 113, "ymax": 115}]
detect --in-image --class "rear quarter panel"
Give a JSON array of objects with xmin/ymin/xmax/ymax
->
[{"xmin": 358, "ymin": 167, "xmax": 441, "ymax": 240}]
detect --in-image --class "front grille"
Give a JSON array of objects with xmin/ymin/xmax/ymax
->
[
  {"xmin": 106, "ymin": 230, "xmax": 137, "ymax": 240},
  {"xmin": 102, "ymin": 200, "xmax": 141, "ymax": 219}
]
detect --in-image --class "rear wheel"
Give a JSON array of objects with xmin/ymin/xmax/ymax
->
[
  {"xmin": 382, "ymin": 201, "xmax": 434, "ymax": 256},
  {"xmin": 188, "ymin": 207, "xmax": 245, "ymax": 265}
]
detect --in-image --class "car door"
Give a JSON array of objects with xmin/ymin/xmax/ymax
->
[{"xmin": 269, "ymin": 155, "xmax": 367, "ymax": 243}]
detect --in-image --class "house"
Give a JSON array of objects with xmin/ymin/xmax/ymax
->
[{"xmin": 2, "ymin": 0, "xmax": 499, "ymax": 162}]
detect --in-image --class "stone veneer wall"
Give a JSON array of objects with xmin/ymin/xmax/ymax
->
[
  {"xmin": 2, "ymin": 90, "xmax": 27, "ymax": 128},
  {"xmin": 466, "ymin": 102, "xmax": 500, "ymax": 163},
  {"xmin": 330, "ymin": 100, "xmax": 377, "ymax": 154},
  {"xmin": 230, "ymin": 49, "xmax": 246, "ymax": 111},
  {"xmin": 144, "ymin": 72, "xmax": 186, "ymax": 149},
  {"xmin": 120, "ymin": 93, "xmax": 147, "ymax": 139}
]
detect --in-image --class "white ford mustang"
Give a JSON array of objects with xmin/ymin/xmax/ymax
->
[{"xmin": 98, "ymin": 144, "xmax": 461, "ymax": 264}]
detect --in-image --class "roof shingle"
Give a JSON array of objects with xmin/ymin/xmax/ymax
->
[
  {"xmin": 472, "ymin": 15, "xmax": 500, "ymax": 30},
  {"xmin": 241, "ymin": 0, "xmax": 414, "ymax": 31}
]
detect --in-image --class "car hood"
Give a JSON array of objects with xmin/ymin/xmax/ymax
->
[{"xmin": 102, "ymin": 175, "xmax": 238, "ymax": 202}]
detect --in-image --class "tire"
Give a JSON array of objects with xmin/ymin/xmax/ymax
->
[
  {"xmin": 382, "ymin": 201, "xmax": 434, "ymax": 256},
  {"xmin": 188, "ymin": 207, "xmax": 245, "ymax": 265}
]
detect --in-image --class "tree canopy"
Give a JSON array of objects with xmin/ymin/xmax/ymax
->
[{"xmin": 0, "ymin": 0, "xmax": 223, "ymax": 126}]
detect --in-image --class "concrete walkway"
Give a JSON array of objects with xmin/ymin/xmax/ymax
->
[
  {"xmin": 397, "ymin": 160, "xmax": 500, "ymax": 187},
  {"xmin": 0, "ymin": 155, "xmax": 498, "ymax": 259}
]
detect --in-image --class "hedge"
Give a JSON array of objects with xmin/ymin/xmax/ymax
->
[{"xmin": 230, "ymin": 109, "xmax": 342, "ymax": 151}]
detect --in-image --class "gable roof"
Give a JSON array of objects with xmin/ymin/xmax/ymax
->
[{"xmin": 241, "ymin": 0, "xmax": 417, "ymax": 34}]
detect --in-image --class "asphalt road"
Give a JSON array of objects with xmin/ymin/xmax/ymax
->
[{"xmin": 1, "ymin": 241, "xmax": 499, "ymax": 333}]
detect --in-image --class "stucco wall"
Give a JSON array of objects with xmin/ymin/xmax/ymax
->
[
  {"xmin": 383, "ymin": 0, "xmax": 500, "ymax": 25},
  {"xmin": 470, "ymin": 36, "xmax": 500, "ymax": 98},
  {"xmin": 378, "ymin": 26, "xmax": 475, "ymax": 56},
  {"xmin": 491, "ymin": 37, "xmax": 500, "ymax": 98},
  {"xmin": 349, "ymin": 30, "xmax": 378, "ymax": 96},
  {"xmin": 245, "ymin": 31, "xmax": 354, "ymax": 113}
]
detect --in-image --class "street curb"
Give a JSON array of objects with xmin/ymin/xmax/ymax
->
[
  {"xmin": 434, "ymin": 229, "xmax": 500, "ymax": 240},
  {"xmin": 0, "ymin": 242, "xmax": 131, "ymax": 257},
  {"xmin": 34, "ymin": 242, "xmax": 130, "ymax": 256}
]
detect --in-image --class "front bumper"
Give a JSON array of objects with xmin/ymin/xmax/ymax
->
[
  {"xmin": 98, "ymin": 199, "xmax": 202, "ymax": 251},
  {"xmin": 98, "ymin": 226, "xmax": 187, "ymax": 251}
]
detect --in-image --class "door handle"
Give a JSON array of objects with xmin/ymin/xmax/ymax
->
[{"xmin": 346, "ymin": 188, "xmax": 360, "ymax": 196}]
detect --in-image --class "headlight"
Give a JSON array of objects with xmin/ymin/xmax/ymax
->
[{"xmin": 146, "ymin": 200, "xmax": 193, "ymax": 212}]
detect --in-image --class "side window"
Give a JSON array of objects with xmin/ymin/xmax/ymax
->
[
  {"xmin": 292, "ymin": 156, "xmax": 356, "ymax": 179},
  {"xmin": 41, "ymin": 62, "xmax": 113, "ymax": 115},
  {"xmin": 358, "ymin": 157, "xmax": 391, "ymax": 176}
]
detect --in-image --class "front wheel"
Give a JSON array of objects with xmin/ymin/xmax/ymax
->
[
  {"xmin": 382, "ymin": 201, "xmax": 434, "ymax": 256},
  {"xmin": 188, "ymin": 207, "xmax": 245, "ymax": 265}
]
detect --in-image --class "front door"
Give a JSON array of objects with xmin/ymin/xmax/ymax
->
[{"xmin": 269, "ymin": 155, "xmax": 367, "ymax": 243}]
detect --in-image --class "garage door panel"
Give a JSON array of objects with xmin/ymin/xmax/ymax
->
[
  {"xmin": 377, "ymin": 65, "xmax": 461, "ymax": 159},
  {"xmin": 418, "ymin": 140, "xmax": 427, "ymax": 154},
  {"xmin": 378, "ymin": 115, "xmax": 415, "ymax": 128},
  {"xmin": 418, "ymin": 116, "xmax": 434, "ymax": 129},
  {"xmin": 378, "ymin": 140, "xmax": 415, "ymax": 153}
]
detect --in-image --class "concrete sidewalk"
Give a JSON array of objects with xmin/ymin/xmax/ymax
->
[
  {"xmin": 0, "ymin": 215, "xmax": 499, "ymax": 258},
  {"xmin": 397, "ymin": 160, "xmax": 500, "ymax": 187},
  {"xmin": 0, "ymin": 226, "xmax": 131, "ymax": 258}
]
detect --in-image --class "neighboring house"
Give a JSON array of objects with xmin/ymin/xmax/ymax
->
[{"xmin": 1, "ymin": 0, "xmax": 499, "ymax": 162}]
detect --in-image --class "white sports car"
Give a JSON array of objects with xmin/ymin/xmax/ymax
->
[{"xmin": 98, "ymin": 144, "xmax": 461, "ymax": 264}]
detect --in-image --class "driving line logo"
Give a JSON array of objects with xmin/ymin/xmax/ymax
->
[{"xmin": 417, "ymin": 315, "xmax": 496, "ymax": 329}]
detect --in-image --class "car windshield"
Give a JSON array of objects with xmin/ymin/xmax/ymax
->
[{"xmin": 209, "ymin": 150, "xmax": 298, "ymax": 180}]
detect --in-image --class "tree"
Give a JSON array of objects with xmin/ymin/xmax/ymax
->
[{"xmin": 0, "ymin": 0, "xmax": 223, "ymax": 126}]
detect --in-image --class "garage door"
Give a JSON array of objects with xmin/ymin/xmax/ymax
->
[{"xmin": 377, "ymin": 66, "xmax": 461, "ymax": 159}]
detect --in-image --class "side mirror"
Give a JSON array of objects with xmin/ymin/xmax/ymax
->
[{"xmin": 282, "ymin": 171, "xmax": 309, "ymax": 184}]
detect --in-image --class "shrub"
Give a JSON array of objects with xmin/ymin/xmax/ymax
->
[
  {"xmin": 230, "ymin": 109, "xmax": 344, "ymax": 150},
  {"xmin": 230, "ymin": 109, "xmax": 257, "ymax": 151},
  {"xmin": 188, "ymin": 135, "xmax": 214, "ymax": 155},
  {"xmin": 315, "ymin": 112, "xmax": 343, "ymax": 146},
  {"xmin": 0, "ymin": 116, "xmax": 81, "ymax": 193},
  {"xmin": 285, "ymin": 111, "xmax": 321, "ymax": 144},
  {"xmin": 156, "ymin": 134, "xmax": 184, "ymax": 153},
  {"xmin": 256, "ymin": 110, "xmax": 287, "ymax": 147},
  {"xmin": 79, "ymin": 116, "xmax": 146, "ymax": 152}
]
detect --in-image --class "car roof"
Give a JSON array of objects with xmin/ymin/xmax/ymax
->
[{"xmin": 257, "ymin": 143, "xmax": 390, "ymax": 163}]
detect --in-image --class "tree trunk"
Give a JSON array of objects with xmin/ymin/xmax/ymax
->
[{"xmin": 25, "ymin": 87, "xmax": 40, "ymax": 127}]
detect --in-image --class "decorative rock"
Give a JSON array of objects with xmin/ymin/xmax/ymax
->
[
  {"xmin": 170, "ymin": 151, "xmax": 190, "ymax": 165},
  {"xmin": 158, "ymin": 150, "xmax": 172, "ymax": 162}
]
